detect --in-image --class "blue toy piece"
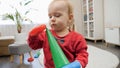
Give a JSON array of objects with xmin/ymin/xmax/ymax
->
[
  {"xmin": 62, "ymin": 61, "xmax": 81, "ymax": 68},
  {"xmin": 34, "ymin": 51, "xmax": 41, "ymax": 58}
]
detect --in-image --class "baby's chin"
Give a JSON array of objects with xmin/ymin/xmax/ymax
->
[
  {"xmin": 50, "ymin": 25, "xmax": 61, "ymax": 31},
  {"xmin": 51, "ymin": 25, "xmax": 56, "ymax": 30},
  {"xmin": 51, "ymin": 27, "xmax": 56, "ymax": 31},
  {"xmin": 51, "ymin": 27, "xmax": 60, "ymax": 32}
]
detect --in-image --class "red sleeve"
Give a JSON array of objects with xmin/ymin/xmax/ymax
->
[
  {"xmin": 27, "ymin": 31, "xmax": 45, "ymax": 50},
  {"xmin": 75, "ymin": 35, "xmax": 88, "ymax": 68}
]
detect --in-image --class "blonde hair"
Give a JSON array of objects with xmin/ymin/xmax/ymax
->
[{"xmin": 50, "ymin": 0, "xmax": 75, "ymax": 31}]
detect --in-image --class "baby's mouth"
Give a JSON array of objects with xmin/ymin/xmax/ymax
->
[{"xmin": 51, "ymin": 23, "xmax": 56, "ymax": 26}]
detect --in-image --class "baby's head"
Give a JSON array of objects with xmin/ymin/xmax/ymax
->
[{"xmin": 48, "ymin": 0, "xmax": 74, "ymax": 31}]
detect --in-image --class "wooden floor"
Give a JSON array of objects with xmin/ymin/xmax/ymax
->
[{"xmin": 0, "ymin": 40, "xmax": 120, "ymax": 68}]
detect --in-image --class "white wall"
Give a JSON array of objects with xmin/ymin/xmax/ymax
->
[
  {"xmin": 104, "ymin": 0, "xmax": 120, "ymax": 27},
  {"xmin": 69, "ymin": 0, "xmax": 84, "ymax": 34}
]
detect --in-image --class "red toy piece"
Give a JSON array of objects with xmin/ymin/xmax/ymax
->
[
  {"xmin": 28, "ymin": 57, "xmax": 34, "ymax": 62},
  {"xmin": 29, "ymin": 24, "xmax": 46, "ymax": 36}
]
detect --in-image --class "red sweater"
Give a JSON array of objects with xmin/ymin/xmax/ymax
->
[{"xmin": 27, "ymin": 30, "xmax": 88, "ymax": 68}]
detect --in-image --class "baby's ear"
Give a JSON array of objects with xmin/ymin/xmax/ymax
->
[
  {"xmin": 69, "ymin": 13, "xmax": 73, "ymax": 20},
  {"xmin": 69, "ymin": 13, "xmax": 74, "ymax": 24}
]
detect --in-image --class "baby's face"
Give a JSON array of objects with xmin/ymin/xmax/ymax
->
[{"xmin": 48, "ymin": 1, "xmax": 70, "ymax": 32}]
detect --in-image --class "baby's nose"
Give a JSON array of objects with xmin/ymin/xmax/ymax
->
[{"xmin": 50, "ymin": 16, "xmax": 56, "ymax": 22}]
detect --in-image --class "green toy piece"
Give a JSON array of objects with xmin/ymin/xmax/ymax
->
[{"xmin": 46, "ymin": 28, "xmax": 70, "ymax": 68}]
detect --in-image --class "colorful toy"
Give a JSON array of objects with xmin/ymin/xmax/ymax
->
[
  {"xmin": 46, "ymin": 28, "xmax": 69, "ymax": 68},
  {"xmin": 62, "ymin": 61, "xmax": 81, "ymax": 68},
  {"xmin": 27, "ymin": 57, "xmax": 34, "ymax": 62},
  {"xmin": 29, "ymin": 24, "xmax": 46, "ymax": 36},
  {"xmin": 34, "ymin": 51, "xmax": 41, "ymax": 58}
]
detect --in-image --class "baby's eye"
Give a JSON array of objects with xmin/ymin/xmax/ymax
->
[
  {"xmin": 49, "ymin": 16, "xmax": 52, "ymax": 19},
  {"xmin": 54, "ymin": 13, "xmax": 61, "ymax": 17}
]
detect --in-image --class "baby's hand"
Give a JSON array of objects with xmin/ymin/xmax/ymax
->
[{"xmin": 29, "ymin": 24, "xmax": 46, "ymax": 36}]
